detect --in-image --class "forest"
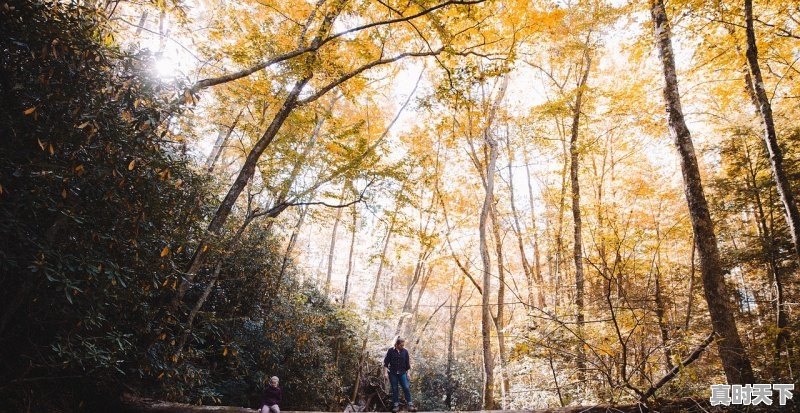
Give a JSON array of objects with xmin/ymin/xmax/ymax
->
[{"xmin": 0, "ymin": 0, "xmax": 798, "ymax": 412}]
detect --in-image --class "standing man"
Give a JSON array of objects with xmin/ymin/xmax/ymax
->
[{"xmin": 384, "ymin": 337, "xmax": 416, "ymax": 412}]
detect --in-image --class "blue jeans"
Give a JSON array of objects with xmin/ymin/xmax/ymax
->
[{"xmin": 388, "ymin": 371, "xmax": 412, "ymax": 406}]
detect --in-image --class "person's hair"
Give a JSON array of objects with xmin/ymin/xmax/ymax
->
[
  {"xmin": 270, "ymin": 376, "xmax": 279, "ymax": 383},
  {"xmin": 395, "ymin": 337, "xmax": 406, "ymax": 346}
]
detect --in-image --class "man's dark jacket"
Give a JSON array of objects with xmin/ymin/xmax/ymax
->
[
  {"xmin": 383, "ymin": 347, "xmax": 411, "ymax": 374},
  {"xmin": 261, "ymin": 384, "xmax": 282, "ymax": 406}
]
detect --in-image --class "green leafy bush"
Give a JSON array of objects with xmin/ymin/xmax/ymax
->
[{"xmin": 0, "ymin": 2, "xmax": 360, "ymax": 411}]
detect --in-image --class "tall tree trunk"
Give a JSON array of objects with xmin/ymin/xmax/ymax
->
[
  {"xmin": 478, "ymin": 134, "xmax": 497, "ymax": 409},
  {"xmin": 490, "ymin": 205, "xmax": 509, "ymax": 408},
  {"xmin": 175, "ymin": 261, "xmax": 222, "ymax": 355},
  {"xmin": 205, "ymin": 111, "xmax": 242, "ymax": 173},
  {"xmin": 508, "ymin": 143, "xmax": 544, "ymax": 309},
  {"xmin": 408, "ymin": 266, "xmax": 433, "ymax": 338},
  {"xmin": 487, "ymin": 131, "xmax": 509, "ymax": 406},
  {"xmin": 476, "ymin": 75, "xmax": 509, "ymax": 410},
  {"xmin": 445, "ymin": 278, "xmax": 466, "ymax": 410},
  {"xmin": 180, "ymin": 76, "xmax": 310, "ymax": 304},
  {"xmin": 394, "ymin": 238, "xmax": 433, "ymax": 336},
  {"xmin": 276, "ymin": 205, "xmax": 310, "ymax": 293},
  {"xmin": 524, "ymin": 156, "xmax": 546, "ymax": 308},
  {"xmin": 744, "ymin": 0, "xmax": 800, "ymax": 263},
  {"xmin": 265, "ymin": 107, "xmax": 332, "ymax": 299},
  {"xmin": 179, "ymin": 3, "xmax": 346, "ymax": 303},
  {"xmin": 351, "ymin": 190, "xmax": 401, "ymax": 403},
  {"xmin": 742, "ymin": 136, "xmax": 782, "ymax": 312},
  {"xmin": 342, "ymin": 204, "xmax": 357, "ymax": 307},
  {"xmin": 394, "ymin": 255, "xmax": 424, "ymax": 338},
  {"xmin": 743, "ymin": 0, "xmax": 792, "ymax": 370},
  {"xmin": 650, "ymin": 0, "xmax": 755, "ymax": 384},
  {"xmin": 324, "ymin": 184, "xmax": 347, "ymax": 296},
  {"xmin": 554, "ymin": 135, "xmax": 569, "ymax": 309},
  {"xmin": 548, "ymin": 350, "xmax": 566, "ymax": 407},
  {"xmin": 569, "ymin": 48, "xmax": 591, "ymax": 384},
  {"xmin": 157, "ymin": 9, "xmax": 168, "ymax": 53},
  {"xmin": 134, "ymin": 10, "xmax": 148, "ymax": 36},
  {"xmin": 745, "ymin": 153, "xmax": 790, "ymax": 376},
  {"xmin": 684, "ymin": 234, "xmax": 696, "ymax": 330},
  {"xmin": 176, "ymin": 211, "xmax": 256, "ymax": 355},
  {"xmin": 654, "ymin": 264, "xmax": 675, "ymax": 373}
]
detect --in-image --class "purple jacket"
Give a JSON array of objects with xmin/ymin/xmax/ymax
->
[
  {"xmin": 261, "ymin": 384, "xmax": 282, "ymax": 406},
  {"xmin": 383, "ymin": 347, "xmax": 410, "ymax": 374}
]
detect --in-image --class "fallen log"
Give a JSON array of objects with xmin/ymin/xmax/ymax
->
[
  {"xmin": 120, "ymin": 393, "xmax": 256, "ymax": 413},
  {"xmin": 120, "ymin": 394, "xmax": 715, "ymax": 413}
]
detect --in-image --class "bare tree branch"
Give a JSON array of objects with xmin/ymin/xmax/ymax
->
[
  {"xmin": 639, "ymin": 331, "xmax": 717, "ymax": 401},
  {"xmin": 297, "ymin": 49, "xmax": 439, "ymax": 106}
]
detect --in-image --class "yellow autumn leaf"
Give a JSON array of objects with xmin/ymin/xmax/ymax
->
[
  {"xmin": 128, "ymin": 160, "xmax": 136, "ymax": 170},
  {"xmin": 24, "ymin": 107, "xmax": 36, "ymax": 115},
  {"xmin": 160, "ymin": 246, "xmax": 170, "ymax": 257},
  {"xmin": 222, "ymin": 347, "xmax": 228, "ymax": 356}
]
